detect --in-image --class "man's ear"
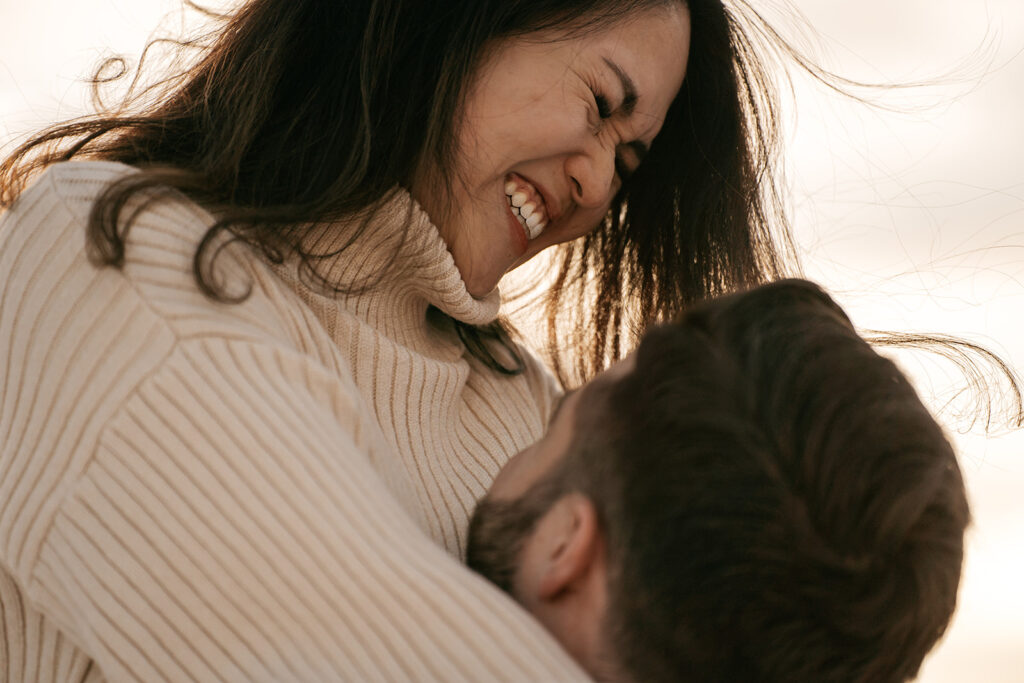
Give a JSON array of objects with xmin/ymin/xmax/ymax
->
[
  {"xmin": 516, "ymin": 494, "xmax": 618, "ymax": 680},
  {"xmin": 519, "ymin": 492, "xmax": 603, "ymax": 602}
]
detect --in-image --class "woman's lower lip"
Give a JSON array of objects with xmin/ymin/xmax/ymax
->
[{"xmin": 505, "ymin": 201, "xmax": 529, "ymax": 254}]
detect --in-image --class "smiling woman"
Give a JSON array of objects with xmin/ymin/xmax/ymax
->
[
  {"xmin": 411, "ymin": 5, "xmax": 690, "ymax": 297},
  {"xmin": 1, "ymin": 0, "xmax": 795, "ymax": 384},
  {"xmin": 0, "ymin": 0, "xmax": 803, "ymax": 680}
]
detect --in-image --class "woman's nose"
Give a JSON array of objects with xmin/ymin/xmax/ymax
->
[{"xmin": 565, "ymin": 141, "xmax": 617, "ymax": 209}]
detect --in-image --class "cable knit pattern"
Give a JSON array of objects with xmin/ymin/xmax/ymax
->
[{"xmin": 0, "ymin": 161, "xmax": 585, "ymax": 682}]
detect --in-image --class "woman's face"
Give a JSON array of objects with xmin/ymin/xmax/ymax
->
[{"xmin": 411, "ymin": 4, "xmax": 691, "ymax": 297}]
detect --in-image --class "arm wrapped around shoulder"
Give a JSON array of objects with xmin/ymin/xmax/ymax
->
[{"xmin": 22, "ymin": 338, "xmax": 586, "ymax": 682}]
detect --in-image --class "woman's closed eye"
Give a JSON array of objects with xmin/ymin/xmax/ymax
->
[
  {"xmin": 593, "ymin": 89, "xmax": 614, "ymax": 120},
  {"xmin": 591, "ymin": 89, "xmax": 637, "ymax": 181}
]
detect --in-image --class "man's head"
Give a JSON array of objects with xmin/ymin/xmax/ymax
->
[{"xmin": 467, "ymin": 278, "xmax": 970, "ymax": 683}]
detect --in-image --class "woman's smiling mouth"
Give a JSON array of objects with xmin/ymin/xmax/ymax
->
[{"xmin": 504, "ymin": 173, "xmax": 549, "ymax": 241}]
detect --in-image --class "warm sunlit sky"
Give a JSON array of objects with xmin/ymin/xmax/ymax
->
[
  {"xmin": 773, "ymin": 3, "xmax": 1024, "ymax": 679},
  {"xmin": 2, "ymin": 1, "xmax": 1022, "ymax": 680}
]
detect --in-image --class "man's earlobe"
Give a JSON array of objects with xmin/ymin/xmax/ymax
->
[{"xmin": 536, "ymin": 493, "xmax": 602, "ymax": 600}]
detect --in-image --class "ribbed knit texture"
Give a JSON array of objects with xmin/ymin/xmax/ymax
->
[{"xmin": 0, "ymin": 162, "xmax": 587, "ymax": 681}]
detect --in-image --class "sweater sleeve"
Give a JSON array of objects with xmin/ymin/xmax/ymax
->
[{"xmin": 28, "ymin": 337, "xmax": 588, "ymax": 682}]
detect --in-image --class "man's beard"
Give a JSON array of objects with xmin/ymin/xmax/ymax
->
[{"xmin": 466, "ymin": 476, "xmax": 567, "ymax": 595}]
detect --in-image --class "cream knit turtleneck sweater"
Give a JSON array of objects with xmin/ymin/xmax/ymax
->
[{"xmin": 0, "ymin": 161, "xmax": 587, "ymax": 681}]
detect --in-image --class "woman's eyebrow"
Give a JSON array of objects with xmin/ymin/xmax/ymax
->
[{"xmin": 602, "ymin": 57, "xmax": 638, "ymax": 115}]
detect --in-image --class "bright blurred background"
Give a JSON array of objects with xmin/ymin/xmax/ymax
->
[
  {"xmin": 2, "ymin": 1, "xmax": 1022, "ymax": 680},
  {"xmin": 772, "ymin": 2, "xmax": 1024, "ymax": 680}
]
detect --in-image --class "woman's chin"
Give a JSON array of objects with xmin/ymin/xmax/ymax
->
[{"xmin": 463, "ymin": 270, "xmax": 502, "ymax": 298}]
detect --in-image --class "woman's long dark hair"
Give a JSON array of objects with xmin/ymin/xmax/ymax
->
[
  {"xmin": 550, "ymin": 0, "xmax": 797, "ymax": 383},
  {"xmin": 0, "ymin": 0, "xmax": 795, "ymax": 382}
]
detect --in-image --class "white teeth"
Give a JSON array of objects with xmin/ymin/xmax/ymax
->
[
  {"xmin": 505, "ymin": 176, "xmax": 549, "ymax": 241},
  {"xmin": 512, "ymin": 208, "xmax": 530, "ymax": 233},
  {"xmin": 528, "ymin": 219, "xmax": 546, "ymax": 240}
]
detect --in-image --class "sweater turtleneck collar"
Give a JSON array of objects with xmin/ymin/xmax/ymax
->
[{"xmin": 280, "ymin": 189, "xmax": 501, "ymax": 340}]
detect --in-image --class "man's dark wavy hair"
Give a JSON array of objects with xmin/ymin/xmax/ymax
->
[{"xmin": 558, "ymin": 278, "xmax": 969, "ymax": 682}]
